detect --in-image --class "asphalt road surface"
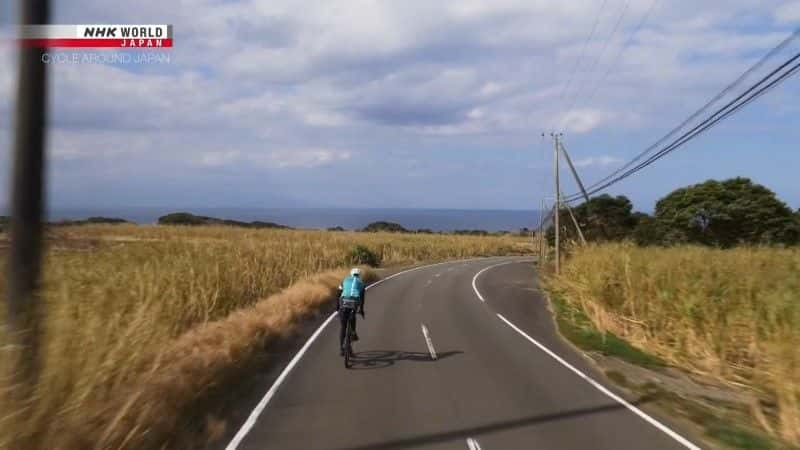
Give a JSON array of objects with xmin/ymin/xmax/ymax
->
[{"xmin": 225, "ymin": 257, "xmax": 701, "ymax": 450}]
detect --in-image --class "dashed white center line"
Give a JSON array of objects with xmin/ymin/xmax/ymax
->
[
  {"xmin": 226, "ymin": 258, "xmax": 489, "ymax": 449},
  {"xmin": 421, "ymin": 324, "xmax": 437, "ymax": 360},
  {"xmin": 466, "ymin": 437, "xmax": 482, "ymax": 450},
  {"xmin": 434, "ymin": 273, "xmax": 442, "ymax": 278}
]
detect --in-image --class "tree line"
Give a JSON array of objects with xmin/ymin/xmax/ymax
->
[{"xmin": 546, "ymin": 177, "xmax": 800, "ymax": 248}]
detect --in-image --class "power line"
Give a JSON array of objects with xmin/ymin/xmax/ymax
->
[
  {"xmin": 567, "ymin": 27, "xmax": 800, "ymax": 200},
  {"xmin": 568, "ymin": 54, "xmax": 800, "ymax": 201},
  {"xmin": 558, "ymin": 0, "xmax": 610, "ymax": 109},
  {"xmin": 561, "ymin": 0, "xmax": 631, "ymax": 132},
  {"xmin": 565, "ymin": 51, "xmax": 800, "ymax": 202},
  {"xmin": 580, "ymin": 0, "xmax": 660, "ymax": 111},
  {"xmin": 585, "ymin": 57, "xmax": 800, "ymax": 194}
]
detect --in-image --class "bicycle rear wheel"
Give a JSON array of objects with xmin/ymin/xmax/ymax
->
[{"xmin": 344, "ymin": 316, "xmax": 352, "ymax": 369}]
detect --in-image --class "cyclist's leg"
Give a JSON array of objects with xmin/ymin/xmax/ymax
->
[
  {"xmin": 339, "ymin": 309, "xmax": 349, "ymax": 351},
  {"xmin": 350, "ymin": 313, "xmax": 359, "ymax": 340}
]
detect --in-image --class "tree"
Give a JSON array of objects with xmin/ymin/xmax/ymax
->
[
  {"xmin": 654, "ymin": 177, "xmax": 799, "ymax": 247},
  {"xmin": 547, "ymin": 194, "xmax": 640, "ymax": 244},
  {"xmin": 362, "ymin": 221, "xmax": 408, "ymax": 233},
  {"xmin": 157, "ymin": 212, "xmax": 290, "ymax": 229},
  {"xmin": 632, "ymin": 214, "xmax": 667, "ymax": 246}
]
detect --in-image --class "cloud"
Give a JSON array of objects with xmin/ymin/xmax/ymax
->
[
  {"xmin": 0, "ymin": 38, "xmax": 16, "ymax": 130},
  {"xmin": 260, "ymin": 149, "xmax": 353, "ymax": 169},
  {"xmin": 572, "ymin": 155, "xmax": 625, "ymax": 168},
  {"xmin": 2, "ymin": 0, "xmax": 796, "ymax": 209},
  {"xmin": 195, "ymin": 150, "xmax": 241, "ymax": 167},
  {"xmin": 774, "ymin": 2, "xmax": 800, "ymax": 24},
  {"xmin": 559, "ymin": 109, "xmax": 615, "ymax": 134},
  {"xmin": 192, "ymin": 148, "xmax": 353, "ymax": 170}
]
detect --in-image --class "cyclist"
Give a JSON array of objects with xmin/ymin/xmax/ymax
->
[{"xmin": 337, "ymin": 268, "xmax": 366, "ymax": 355}]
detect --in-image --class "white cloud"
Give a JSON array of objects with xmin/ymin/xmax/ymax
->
[
  {"xmin": 259, "ymin": 149, "xmax": 353, "ymax": 169},
  {"xmin": 572, "ymin": 155, "xmax": 625, "ymax": 168},
  {"xmin": 3, "ymin": 0, "xmax": 796, "ymax": 209},
  {"xmin": 195, "ymin": 150, "xmax": 241, "ymax": 167},
  {"xmin": 0, "ymin": 39, "xmax": 15, "ymax": 130},
  {"xmin": 775, "ymin": 2, "xmax": 800, "ymax": 24},
  {"xmin": 192, "ymin": 148, "xmax": 353, "ymax": 170},
  {"xmin": 560, "ymin": 109, "xmax": 614, "ymax": 134},
  {"xmin": 49, "ymin": 130, "xmax": 151, "ymax": 161}
]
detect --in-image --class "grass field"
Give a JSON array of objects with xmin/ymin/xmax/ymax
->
[
  {"xmin": 0, "ymin": 224, "xmax": 531, "ymax": 449},
  {"xmin": 546, "ymin": 244, "xmax": 800, "ymax": 446}
]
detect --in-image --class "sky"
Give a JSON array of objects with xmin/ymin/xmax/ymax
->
[{"xmin": 0, "ymin": 0, "xmax": 798, "ymax": 212}]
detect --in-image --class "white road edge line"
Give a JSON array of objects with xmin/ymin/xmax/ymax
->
[
  {"xmin": 421, "ymin": 324, "xmax": 437, "ymax": 360},
  {"xmin": 226, "ymin": 257, "xmax": 500, "ymax": 449},
  {"xmin": 225, "ymin": 311, "xmax": 337, "ymax": 450},
  {"xmin": 466, "ymin": 437, "xmax": 482, "ymax": 450},
  {"xmin": 471, "ymin": 260, "xmax": 522, "ymax": 302},
  {"xmin": 495, "ymin": 314, "xmax": 701, "ymax": 450}
]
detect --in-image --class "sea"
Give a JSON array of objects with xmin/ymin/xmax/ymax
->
[{"xmin": 40, "ymin": 207, "xmax": 543, "ymax": 233}]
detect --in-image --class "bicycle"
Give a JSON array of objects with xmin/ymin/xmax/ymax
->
[{"xmin": 340, "ymin": 298, "xmax": 359, "ymax": 368}]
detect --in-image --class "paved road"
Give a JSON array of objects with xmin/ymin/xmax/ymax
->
[{"xmin": 226, "ymin": 257, "xmax": 700, "ymax": 450}]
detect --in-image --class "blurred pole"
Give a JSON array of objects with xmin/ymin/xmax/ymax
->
[
  {"xmin": 553, "ymin": 133, "xmax": 560, "ymax": 275},
  {"xmin": 537, "ymin": 198, "xmax": 544, "ymax": 262},
  {"xmin": 7, "ymin": 0, "xmax": 49, "ymax": 442}
]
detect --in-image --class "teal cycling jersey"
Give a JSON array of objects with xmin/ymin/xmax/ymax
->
[{"xmin": 340, "ymin": 275, "xmax": 365, "ymax": 302}]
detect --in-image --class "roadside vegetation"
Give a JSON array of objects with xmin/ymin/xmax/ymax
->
[
  {"xmin": 547, "ymin": 177, "xmax": 800, "ymax": 248},
  {"xmin": 157, "ymin": 212, "xmax": 291, "ymax": 229},
  {"xmin": 546, "ymin": 245, "xmax": 799, "ymax": 448},
  {"xmin": 542, "ymin": 177, "xmax": 799, "ymax": 448},
  {"xmin": 0, "ymin": 224, "xmax": 531, "ymax": 449}
]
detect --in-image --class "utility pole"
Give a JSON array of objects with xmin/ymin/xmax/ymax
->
[
  {"xmin": 552, "ymin": 133, "xmax": 561, "ymax": 274},
  {"xmin": 537, "ymin": 198, "xmax": 546, "ymax": 263},
  {"xmin": 559, "ymin": 141, "xmax": 591, "ymax": 204},
  {"xmin": 8, "ymin": 2, "xmax": 49, "ymax": 446},
  {"xmin": 561, "ymin": 190, "xmax": 587, "ymax": 246}
]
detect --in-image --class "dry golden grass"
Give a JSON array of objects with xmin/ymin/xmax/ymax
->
[
  {"xmin": 0, "ymin": 224, "xmax": 529, "ymax": 449},
  {"xmin": 546, "ymin": 243, "xmax": 800, "ymax": 444}
]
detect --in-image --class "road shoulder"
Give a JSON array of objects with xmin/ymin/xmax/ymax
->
[{"xmin": 478, "ymin": 260, "xmax": 712, "ymax": 449}]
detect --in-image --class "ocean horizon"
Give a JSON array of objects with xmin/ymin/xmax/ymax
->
[{"xmin": 33, "ymin": 207, "xmax": 544, "ymax": 232}]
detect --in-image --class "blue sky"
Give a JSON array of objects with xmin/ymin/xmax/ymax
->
[{"xmin": 1, "ymin": 0, "xmax": 798, "ymax": 212}]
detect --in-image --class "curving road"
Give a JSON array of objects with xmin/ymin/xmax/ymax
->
[{"xmin": 225, "ymin": 257, "xmax": 701, "ymax": 450}]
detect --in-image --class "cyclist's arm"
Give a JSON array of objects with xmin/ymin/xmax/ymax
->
[{"xmin": 336, "ymin": 284, "xmax": 343, "ymax": 310}]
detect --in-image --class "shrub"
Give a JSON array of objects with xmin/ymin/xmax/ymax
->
[
  {"xmin": 362, "ymin": 221, "xmax": 408, "ymax": 233},
  {"xmin": 348, "ymin": 244, "xmax": 381, "ymax": 267},
  {"xmin": 158, "ymin": 212, "xmax": 207, "ymax": 226},
  {"xmin": 157, "ymin": 212, "xmax": 289, "ymax": 229}
]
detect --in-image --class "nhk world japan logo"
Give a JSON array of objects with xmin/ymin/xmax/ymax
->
[{"xmin": 20, "ymin": 25, "xmax": 173, "ymax": 48}]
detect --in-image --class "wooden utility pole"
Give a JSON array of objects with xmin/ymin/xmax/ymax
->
[
  {"xmin": 552, "ymin": 133, "xmax": 561, "ymax": 274},
  {"xmin": 559, "ymin": 141, "xmax": 591, "ymax": 204},
  {"xmin": 561, "ymin": 190, "xmax": 587, "ymax": 246},
  {"xmin": 537, "ymin": 198, "xmax": 546, "ymax": 263},
  {"xmin": 7, "ymin": 2, "xmax": 50, "ymax": 444}
]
